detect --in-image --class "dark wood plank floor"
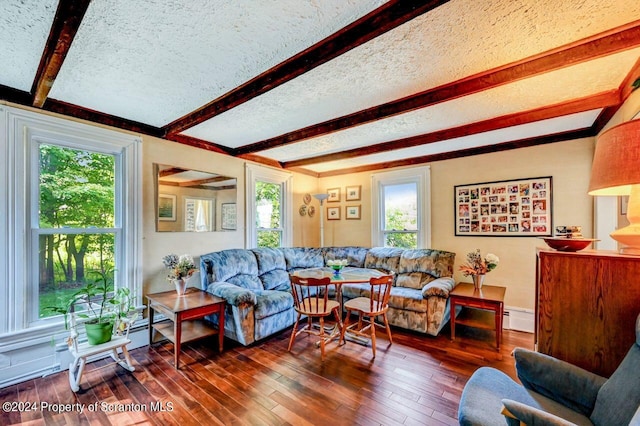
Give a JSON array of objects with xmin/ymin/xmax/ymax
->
[{"xmin": 0, "ymin": 323, "xmax": 533, "ymax": 425}]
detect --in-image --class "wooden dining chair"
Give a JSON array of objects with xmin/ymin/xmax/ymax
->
[
  {"xmin": 288, "ymin": 275, "xmax": 342, "ymax": 360},
  {"xmin": 340, "ymin": 274, "xmax": 393, "ymax": 358}
]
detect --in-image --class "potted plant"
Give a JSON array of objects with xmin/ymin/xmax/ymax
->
[{"xmin": 47, "ymin": 268, "xmax": 136, "ymax": 345}]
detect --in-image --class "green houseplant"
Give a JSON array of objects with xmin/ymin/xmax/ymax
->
[{"xmin": 47, "ymin": 269, "xmax": 135, "ymax": 345}]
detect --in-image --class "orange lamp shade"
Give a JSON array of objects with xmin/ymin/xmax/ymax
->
[{"xmin": 588, "ymin": 119, "xmax": 640, "ymax": 196}]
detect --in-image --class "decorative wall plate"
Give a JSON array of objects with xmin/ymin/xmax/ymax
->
[
  {"xmin": 308, "ymin": 206, "xmax": 315, "ymax": 217},
  {"xmin": 303, "ymin": 193, "xmax": 311, "ymax": 205},
  {"xmin": 299, "ymin": 205, "xmax": 307, "ymax": 216}
]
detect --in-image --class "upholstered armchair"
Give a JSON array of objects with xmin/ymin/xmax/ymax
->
[{"xmin": 458, "ymin": 314, "xmax": 640, "ymax": 425}]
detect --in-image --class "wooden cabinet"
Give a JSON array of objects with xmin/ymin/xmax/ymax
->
[{"xmin": 536, "ymin": 249, "xmax": 640, "ymax": 377}]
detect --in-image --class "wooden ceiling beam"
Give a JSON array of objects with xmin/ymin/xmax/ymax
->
[
  {"xmin": 44, "ymin": 99, "xmax": 164, "ymax": 137},
  {"xmin": 0, "ymin": 85, "xmax": 32, "ymax": 106},
  {"xmin": 592, "ymin": 57, "xmax": 640, "ymax": 133},
  {"xmin": 316, "ymin": 128, "xmax": 595, "ymax": 177},
  {"xmin": 162, "ymin": 0, "xmax": 449, "ymax": 136},
  {"xmin": 165, "ymin": 134, "xmax": 233, "ymax": 155},
  {"xmin": 236, "ymin": 20, "xmax": 640, "ymax": 156},
  {"xmin": 283, "ymin": 91, "xmax": 618, "ymax": 168},
  {"xmin": 31, "ymin": 0, "xmax": 91, "ymax": 108},
  {"xmin": 236, "ymin": 153, "xmax": 284, "ymax": 170}
]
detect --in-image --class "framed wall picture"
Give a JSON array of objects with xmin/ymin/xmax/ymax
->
[
  {"xmin": 158, "ymin": 194, "xmax": 176, "ymax": 221},
  {"xmin": 221, "ymin": 203, "xmax": 237, "ymax": 230},
  {"xmin": 345, "ymin": 185, "xmax": 361, "ymax": 201},
  {"xmin": 345, "ymin": 205, "xmax": 361, "ymax": 220},
  {"xmin": 621, "ymin": 195, "xmax": 629, "ymax": 215},
  {"xmin": 327, "ymin": 206, "xmax": 340, "ymax": 220},
  {"xmin": 454, "ymin": 176, "xmax": 552, "ymax": 236},
  {"xmin": 327, "ymin": 188, "xmax": 340, "ymax": 202}
]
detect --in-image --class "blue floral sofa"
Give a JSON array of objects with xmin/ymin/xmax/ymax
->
[{"xmin": 199, "ymin": 246, "xmax": 456, "ymax": 346}]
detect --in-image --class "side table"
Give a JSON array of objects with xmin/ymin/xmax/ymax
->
[
  {"xmin": 450, "ymin": 282, "xmax": 506, "ymax": 350},
  {"xmin": 147, "ymin": 288, "xmax": 225, "ymax": 369}
]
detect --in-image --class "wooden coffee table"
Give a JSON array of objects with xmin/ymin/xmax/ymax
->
[
  {"xmin": 450, "ymin": 282, "xmax": 506, "ymax": 350},
  {"xmin": 147, "ymin": 288, "xmax": 225, "ymax": 369}
]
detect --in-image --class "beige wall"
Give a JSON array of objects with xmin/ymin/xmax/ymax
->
[
  {"xmin": 291, "ymin": 173, "xmax": 323, "ymax": 248},
  {"xmin": 316, "ymin": 174, "xmax": 374, "ymax": 247},
  {"xmin": 142, "ymin": 136, "xmax": 247, "ymax": 295},
  {"xmin": 433, "ymin": 139, "xmax": 594, "ymax": 309},
  {"xmin": 317, "ymin": 138, "xmax": 595, "ymax": 310}
]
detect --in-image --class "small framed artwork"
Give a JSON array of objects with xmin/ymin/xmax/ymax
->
[
  {"xmin": 621, "ymin": 196, "xmax": 629, "ymax": 215},
  {"xmin": 221, "ymin": 203, "xmax": 237, "ymax": 230},
  {"xmin": 345, "ymin": 185, "xmax": 361, "ymax": 201},
  {"xmin": 327, "ymin": 206, "xmax": 340, "ymax": 220},
  {"xmin": 345, "ymin": 205, "xmax": 361, "ymax": 220},
  {"xmin": 158, "ymin": 194, "xmax": 176, "ymax": 221},
  {"xmin": 327, "ymin": 188, "xmax": 340, "ymax": 202},
  {"xmin": 454, "ymin": 176, "xmax": 553, "ymax": 236}
]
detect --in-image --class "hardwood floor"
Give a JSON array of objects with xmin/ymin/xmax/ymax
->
[{"xmin": 0, "ymin": 323, "xmax": 533, "ymax": 425}]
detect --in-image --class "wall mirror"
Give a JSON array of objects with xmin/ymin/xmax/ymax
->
[{"xmin": 155, "ymin": 164, "xmax": 237, "ymax": 232}]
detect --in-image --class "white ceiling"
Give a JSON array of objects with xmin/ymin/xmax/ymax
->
[{"xmin": 1, "ymin": 0, "xmax": 640, "ymax": 175}]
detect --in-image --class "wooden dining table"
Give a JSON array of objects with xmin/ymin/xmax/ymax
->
[
  {"xmin": 292, "ymin": 267, "xmax": 386, "ymax": 306},
  {"xmin": 291, "ymin": 267, "xmax": 387, "ymax": 345}
]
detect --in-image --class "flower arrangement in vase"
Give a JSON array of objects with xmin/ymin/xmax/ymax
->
[
  {"xmin": 326, "ymin": 259, "xmax": 348, "ymax": 276},
  {"xmin": 459, "ymin": 249, "xmax": 499, "ymax": 289},
  {"xmin": 162, "ymin": 254, "xmax": 196, "ymax": 295}
]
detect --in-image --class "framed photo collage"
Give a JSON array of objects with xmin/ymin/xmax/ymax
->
[{"xmin": 454, "ymin": 176, "xmax": 552, "ymax": 236}]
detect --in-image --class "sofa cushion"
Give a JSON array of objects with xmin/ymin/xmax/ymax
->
[
  {"xmin": 323, "ymin": 246, "xmax": 369, "ymax": 267},
  {"xmin": 251, "ymin": 248, "xmax": 290, "ymax": 291},
  {"xmin": 342, "ymin": 283, "xmax": 427, "ymax": 313},
  {"xmin": 422, "ymin": 277, "xmax": 456, "ymax": 298},
  {"xmin": 207, "ymin": 282, "xmax": 257, "ymax": 306},
  {"xmin": 200, "ymin": 249, "xmax": 262, "ymax": 290},
  {"xmin": 396, "ymin": 249, "xmax": 456, "ymax": 289},
  {"xmin": 282, "ymin": 247, "xmax": 324, "ymax": 271},
  {"xmin": 364, "ymin": 247, "xmax": 403, "ymax": 274},
  {"xmin": 253, "ymin": 289, "xmax": 294, "ymax": 320}
]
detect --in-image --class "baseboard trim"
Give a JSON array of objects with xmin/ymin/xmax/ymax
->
[{"xmin": 503, "ymin": 306, "xmax": 534, "ymax": 333}]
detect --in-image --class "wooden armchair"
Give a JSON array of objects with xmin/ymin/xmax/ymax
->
[{"xmin": 288, "ymin": 275, "xmax": 342, "ymax": 360}]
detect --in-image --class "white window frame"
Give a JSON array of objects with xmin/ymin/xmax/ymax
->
[
  {"xmin": 245, "ymin": 163, "xmax": 292, "ymax": 248},
  {"xmin": 371, "ymin": 166, "xmax": 431, "ymax": 248},
  {"xmin": 0, "ymin": 105, "xmax": 142, "ymax": 339}
]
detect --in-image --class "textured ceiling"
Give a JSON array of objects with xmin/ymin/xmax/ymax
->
[
  {"xmin": 0, "ymin": 0, "xmax": 57, "ymax": 91},
  {"xmin": 260, "ymin": 48, "xmax": 640, "ymax": 164},
  {"xmin": 1, "ymin": 0, "xmax": 639, "ymax": 176},
  {"xmin": 48, "ymin": 0, "xmax": 387, "ymax": 126}
]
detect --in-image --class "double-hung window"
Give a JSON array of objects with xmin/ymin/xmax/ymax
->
[
  {"xmin": 371, "ymin": 167, "xmax": 431, "ymax": 249},
  {"xmin": 35, "ymin": 144, "xmax": 118, "ymax": 320},
  {"xmin": 1, "ymin": 106, "xmax": 141, "ymax": 334},
  {"xmin": 245, "ymin": 164, "xmax": 292, "ymax": 248}
]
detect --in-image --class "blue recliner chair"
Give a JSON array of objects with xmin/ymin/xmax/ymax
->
[{"xmin": 458, "ymin": 314, "xmax": 640, "ymax": 425}]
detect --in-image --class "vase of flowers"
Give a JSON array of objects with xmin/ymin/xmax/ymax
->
[
  {"xmin": 326, "ymin": 259, "xmax": 347, "ymax": 276},
  {"xmin": 459, "ymin": 249, "xmax": 499, "ymax": 289},
  {"xmin": 162, "ymin": 254, "xmax": 197, "ymax": 296}
]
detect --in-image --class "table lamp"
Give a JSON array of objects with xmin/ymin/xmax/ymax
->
[
  {"xmin": 313, "ymin": 193, "xmax": 329, "ymax": 247},
  {"xmin": 588, "ymin": 119, "xmax": 640, "ymax": 254}
]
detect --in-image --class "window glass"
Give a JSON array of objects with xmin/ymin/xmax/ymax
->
[
  {"xmin": 371, "ymin": 166, "xmax": 430, "ymax": 248},
  {"xmin": 39, "ymin": 145, "xmax": 115, "ymax": 228},
  {"xmin": 37, "ymin": 144, "xmax": 118, "ymax": 319},
  {"xmin": 383, "ymin": 182, "xmax": 418, "ymax": 249},
  {"xmin": 256, "ymin": 181, "xmax": 282, "ymax": 248}
]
